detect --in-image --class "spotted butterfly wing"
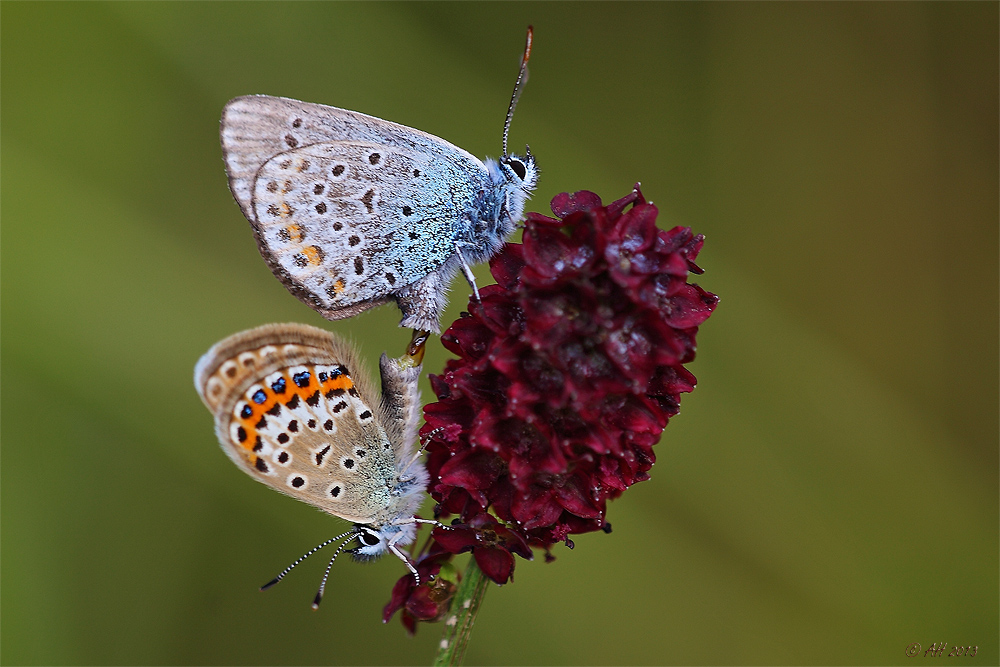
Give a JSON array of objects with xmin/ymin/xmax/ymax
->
[
  {"xmin": 194, "ymin": 323, "xmax": 426, "ymax": 532},
  {"xmin": 221, "ymin": 96, "xmax": 536, "ymax": 333}
]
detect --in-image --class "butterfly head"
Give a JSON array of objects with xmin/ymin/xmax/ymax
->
[
  {"xmin": 350, "ymin": 522, "xmax": 417, "ymax": 561},
  {"xmin": 480, "ymin": 152, "xmax": 537, "ymax": 246},
  {"xmin": 500, "ymin": 147, "xmax": 539, "ymax": 194}
]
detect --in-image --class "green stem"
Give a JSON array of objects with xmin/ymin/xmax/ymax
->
[{"xmin": 433, "ymin": 557, "xmax": 489, "ymax": 667}]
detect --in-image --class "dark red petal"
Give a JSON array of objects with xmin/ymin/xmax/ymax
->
[
  {"xmin": 522, "ymin": 224, "xmax": 598, "ymax": 281},
  {"xmin": 431, "ymin": 525, "xmax": 478, "ymax": 554},
  {"xmin": 434, "ymin": 487, "xmax": 479, "ymax": 518},
  {"xmin": 611, "ymin": 202, "xmax": 658, "ymax": 253},
  {"xmin": 427, "ymin": 373, "xmax": 452, "ymax": 400},
  {"xmin": 405, "ymin": 586, "xmax": 442, "ymax": 620},
  {"xmin": 382, "ymin": 573, "xmax": 414, "ymax": 622},
  {"xmin": 485, "ymin": 475, "xmax": 515, "ymax": 523},
  {"xmin": 605, "ymin": 185, "xmax": 644, "ymax": 219},
  {"xmin": 524, "ymin": 211, "xmax": 563, "ymax": 227},
  {"xmin": 489, "ymin": 243, "xmax": 527, "ymax": 289},
  {"xmin": 496, "ymin": 418, "xmax": 568, "ymax": 476},
  {"xmin": 550, "ymin": 190, "xmax": 603, "ymax": 217},
  {"xmin": 474, "ymin": 547, "xmax": 515, "ymax": 584},
  {"xmin": 657, "ymin": 225, "xmax": 695, "ymax": 254},
  {"xmin": 555, "ymin": 474, "xmax": 603, "ymax": 519},
  {"xmin": 604, "ymin": 317, "xmax": 660, "ymax": 386},
  {"xmin": 501, "ymin": 532, "xmax": 533, "ymax": 561},
  {"xmin": 665, "ymin": 283, "xmax": 719, "ymax": 328},
  {"xmin": 450, "ymin": 366, "xmax": 508, "ymax": 409},
  {"xmin": 422, "ymin": 402, "xmax": 472, "ymax": 437},
  {"xmin": 441, "ymin": 317, "xmax": 494, "ymax": 361},
  {"xmin": 648, "ymin": 364, "xmax": 697, "ymax": 396},
  {"xmin": 472, "ymin": 290, "xmax": 523, "ymax": 336},
  {"xmin": 401, "ymin": 613, "xmax": 417, "ymax": 635},
  {"xmin": 511, "ymin": 484, "xmax": 564, "ymax": 531},
  {"xmin": 437, "ymin": 449, "xmax": 504, "ymax": 504},
  {"xmin": 602, "ymin": 394, "xmax": 666, "ymax": 433}
]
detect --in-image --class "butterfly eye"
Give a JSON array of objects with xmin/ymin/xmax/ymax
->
[
  {"xmin": 358, "ymin": 530, "xmax": 380, "ymax": 547},
  {"xmin": 505, "ymin": 157, "xmax": 527, "ymax": 181}
]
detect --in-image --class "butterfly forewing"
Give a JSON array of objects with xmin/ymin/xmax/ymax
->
[
  {"xmin": 222, "ymin": 96, "xmax": 486, "ymax": 209},
  {"xmin": 194, "ymin": 323, "xmax": 399, "ymax": 524}
]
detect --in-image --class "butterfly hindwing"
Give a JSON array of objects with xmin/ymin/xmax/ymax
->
[
  {"xmin": 194, "ymin": 323, "xmax": 411, "ymax": 525},
  {"xmin": 248, "ymin": 140, "xmax": 477, "ymax": 318},
  {"xmin": 221, "ymin": 96, "xmax": 494, "ymax": 331}
]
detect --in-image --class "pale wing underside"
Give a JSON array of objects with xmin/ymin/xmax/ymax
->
[
  {"xmin": 249, "ymin": 141, "xmax": 475, "ymax": 313},
  {"xmin": 194, "ymin": 324, "xmax": 398, "ymax": 524},
  {"xmin": 222, "ymin": 95, "xmax": 487, "ymax": 218},
  {"xmin": 221, "ymin": 96, "xmax": 491, "ymax": 319}
]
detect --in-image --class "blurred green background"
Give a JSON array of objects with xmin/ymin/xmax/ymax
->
[{"xmin": 2, "ymin": 2, "xmax": 996, "ymax": 665}]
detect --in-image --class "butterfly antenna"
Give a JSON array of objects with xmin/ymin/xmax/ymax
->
[
  {"xmin": 311, "ymin": 534, "xmax": 361, "ymax": 610},
  {"xmin": 502, "ymin": 25, "xmax": 534, "ymax": 157},
  {"xmin": 260, "ymin": 529, "xmax": 357, "ymax": 591}
]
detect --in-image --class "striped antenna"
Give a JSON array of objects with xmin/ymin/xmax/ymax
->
[
  {"xmin": 502, "ymin": 26, "xmax": 534, "ymax": 157},
  {"xmin": 259, "ymin": 529, "xmax": 359, "ymax": 592},
  {"xmin": 311, "ymin": 535, "xmax": 364, "ymax": 610}
]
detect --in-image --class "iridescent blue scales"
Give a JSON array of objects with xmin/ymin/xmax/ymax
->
[
  {"xmin": 193, "ymin": 323, "xmax": 429, "ymax": 582},
  {"xmin": 221, "ymin": 96, "xmax": 538, "ymax": 333}
]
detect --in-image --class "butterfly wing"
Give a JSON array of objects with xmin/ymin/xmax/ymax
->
[
  {"xmin": 247, "ymin": 140, "xmax": 479, "ymax": 319},
  {"xmin": 194, "ymin": 323, "xmax": 420, "ymax": 525},
  {"xmin": 221, "ymin": 96, "xmax": 492, "ymax": 329}
]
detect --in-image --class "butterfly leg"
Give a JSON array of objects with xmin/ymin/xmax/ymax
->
[
  {"xmin": 395, "ymin": 515, "xmax": 452, "ymax": 531},
  {"xmin": 386, "ymin": 532, "xmax": 421, "ymax": 584},
  {"xmin": 454, "ymin": 243, "xmax": 481, "ymax": 302},
  {"xmin": 419, "ymin": 426, "xmax": 444, "ymax": 450}
]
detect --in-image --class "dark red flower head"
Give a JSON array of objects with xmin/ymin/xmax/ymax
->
[{"xmin": 387, "ymin": 186, "xmax": 717, "ymax": 632}]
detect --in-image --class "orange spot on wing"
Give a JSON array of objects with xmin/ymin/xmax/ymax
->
[
  {"xmin": 235, "ymin": 374, "xmax": 289, "ymax": 453},
  {"xmin": 280, "ymin": 203, "xmax": 293, "ymax": 218},
  {"xmin": 325, "ymin": 375, "xmax": 354, "ymax": 391},
  {"xmin": 236, "ymin": 425, "xmax": 259, "ymax": 458},
  {"xmin": 302, "ymin": 245, "xmax": 322, "ymax": 266},
  {"xmin": 286, "ymin": 224, "xmax": 303, "ymax": 242}
]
